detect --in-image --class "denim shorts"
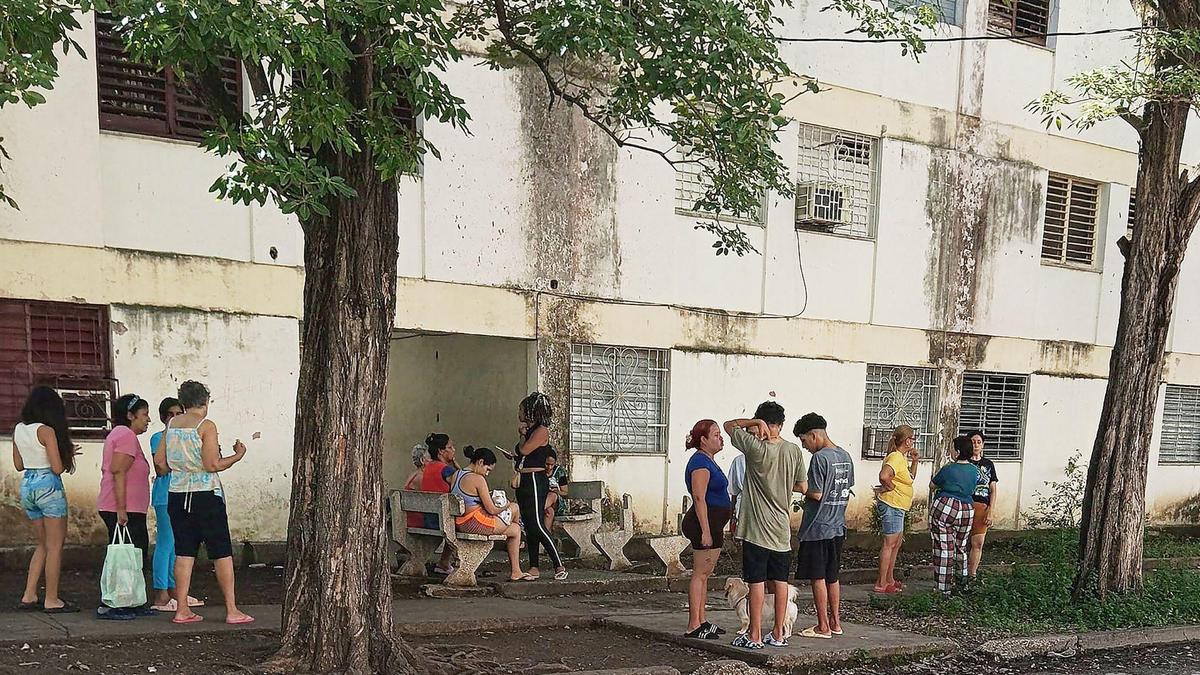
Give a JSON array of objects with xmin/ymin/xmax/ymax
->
[
  {"xmin": 876, "ymin": 500, "xmax": 907, "ymax": 535},
  {"xmin": 20, "ymin": 468, "xmax": 67, "ymax": 520}
]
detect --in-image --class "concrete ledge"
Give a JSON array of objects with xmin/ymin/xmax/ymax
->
[
  {"xmin": 493, "ymin": 570, "xmax": 666, "ymax": 599},
  {"xmin": 601, "ymin": 608, "xmax": 956, "ymax": 669},
  {"xmin": 982, "ymin": 624, "xmax": 1200, "ymax": 659},
  {"xmin": 666, "ymin": 574, "xmax": 728, "ymax": 594}
]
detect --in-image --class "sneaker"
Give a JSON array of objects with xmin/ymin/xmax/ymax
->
[
  {"xmin": 731, "ymin": 633, "xmax": 764, "ymax": 650},
  {"xmin": 764, "ymin": 633, "xmax": 789, "ymax": 648}
]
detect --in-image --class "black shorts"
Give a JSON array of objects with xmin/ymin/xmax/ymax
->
[
  {"xmin": 167, "ymin": 491, "xmax": 234, "ymax": 560},
  {"xmin": 681, "ymin": 505, "xmax": 731, "ymax": 551},
  {"xmin": 742, "ymin": 540, "xmax": 792, "ymax": 584},
  {"xmin": 796, "ymin": 536, "xmax": 845, "ymax": 583}
]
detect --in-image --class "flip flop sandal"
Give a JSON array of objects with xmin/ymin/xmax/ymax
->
[
  {"xmin": 683, "ymin": 625, "xmax": 712, "ymax": 639},
  {"xmin": 730, "ymin": 634, "xmax": 764, "ymax": 650},
  {"xmin": 43, "ymin": 601, "xmax": 80, "ymax": 614},
  {"xmin": 96, "ymin": 605, "xmax": 136, "ymax": 619},
  {"xmin": 831, "ymin": 628, "xmax": 844, "ymax": 635},
  {"xmin": 186, "ymin": 596, "xmax": 205, "ymax": 607},
  {"xmin": 152, "ymin": 600, "xmax": 177, "ymax": 612},
  {"xmin": 553, "ymin": 569, "xmax": 568, "ymax": 581},
  {"xmin": 799, "ymin": 626, "xmax": 832, "ymax": 639},
  {"xmin": 510, "ymin": 573, "xmax": 537, "ymax": 582},
  {"xmin": 226, "ymin": 615, "xmax": 256, "ymax": 625},
  {"xmin": 172, "ymin": 614, "xmax": 204, "ymax": 625},
  {"xmin": 701, "ymin": 621, "xmax": 727, "ymax": 635},
  {"xmin": 16, "ymin": 600, "xmax": 40, "ymax": 611}
]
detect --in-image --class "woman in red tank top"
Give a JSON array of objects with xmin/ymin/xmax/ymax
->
[{"xmin": 404, "ymin": 433, "xmax": 458, "ymax": 574}]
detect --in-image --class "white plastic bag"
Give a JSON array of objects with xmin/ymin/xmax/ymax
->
[
  {"xmin": 492, "ymin": 490, "xmax": 514, "ymax": 526},
  {"xmin": 100, "ymin": 525, "xmax": 146, "ymax": 609}
]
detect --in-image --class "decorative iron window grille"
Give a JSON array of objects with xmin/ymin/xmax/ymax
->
[
  {"xmin": 1042, "ymin": 172, "xmax": 1101, "ymax": 267},
  {"xmin": 568, "ymin": 344, "xmax": 670, "ymax": 455},
  {"xmin": 957, "ymin": 371, "xmax": 1028, "ymax": 460},
  {"xmin": 795, "ymin": 124, "xmax": 879, "ymax": 239},
  {"xmin": 0, "ymin": 299, "xmax": 115, "ymax": 438},
  {"xmin": 673, "ymin": 155, "xmax": 766, "ymax": 224},
  {"xmin": 1160, "ymin": 384, "xmax": 1200, "ymax": 464},
  {"xmin": 862, "ymin": 364, "xmax": 940, "ymax": 459}
]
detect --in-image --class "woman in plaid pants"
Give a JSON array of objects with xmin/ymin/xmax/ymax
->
[{"xmin": 928, "ymin": 436, "xmax": 980, "ymax": 595}]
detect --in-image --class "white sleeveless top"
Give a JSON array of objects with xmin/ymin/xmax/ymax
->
[{"xmin": 14, "ymin": 422, "xmax": 51, "ymax": 469}]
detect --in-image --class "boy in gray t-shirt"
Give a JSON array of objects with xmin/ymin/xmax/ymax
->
[{"xmin": 793, "ymin": 412, "xmax": 855, "ymax": 640}]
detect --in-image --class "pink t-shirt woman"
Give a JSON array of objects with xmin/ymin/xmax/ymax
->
[{"xmin": 98, "ymin": 425, "xmax": 152, "ymax": 514}]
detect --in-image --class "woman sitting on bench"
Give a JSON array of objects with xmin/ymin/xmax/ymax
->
[{"xmin": 450, "ymin": 446, "xmax": 531, "ymax": 582}]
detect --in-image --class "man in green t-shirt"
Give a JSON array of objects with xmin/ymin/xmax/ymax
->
[{"xmin": 723, "ymin": 401, "xmax": 808, "ymax": 649}]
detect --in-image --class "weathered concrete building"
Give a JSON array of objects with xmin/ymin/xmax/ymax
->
[{"xmin": 3, "ymin": 1, "xmax": 1199, "ymax": 546}]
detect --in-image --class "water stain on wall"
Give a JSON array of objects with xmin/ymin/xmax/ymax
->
[{"xmin": 515, "ymin": 66, "xmax": 622, "ymax": 295}]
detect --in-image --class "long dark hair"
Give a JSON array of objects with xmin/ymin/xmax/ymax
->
[{"xmin": 20, "ymin": 386, "xmax": 74, "ymax": 473}]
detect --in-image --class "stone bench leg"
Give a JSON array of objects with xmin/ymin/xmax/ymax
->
[
  {"xmin": 560, "ymin": 520, "xmax": 603, "ymax": 559},
  {"xmin": 593, "ymin": 529, "xmax": 635, "ymax": 571},
  {"xmin": 398, "ymin": 535, "xmax": 439, "ymax": 577},
  {"xmin": 649, "ymin": 535, "xmax": 691, "ymax": 577},
  {"xmin": 444, "ymin": 540, "xmax": 493, "ymax": 587}
]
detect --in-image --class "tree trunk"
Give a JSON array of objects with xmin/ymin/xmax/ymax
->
[
  {"xmin": 1074, "ymin": 96, "xmax": 1200, "ymax": 598},
  {"xmin": 266, "ymin": 148, "xmax": 418, "ymax": 673}
]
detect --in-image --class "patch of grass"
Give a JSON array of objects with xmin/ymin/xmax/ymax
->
[{"xmin": 879, "ymin": 557, "xmax": 1200, "ymax": 634}]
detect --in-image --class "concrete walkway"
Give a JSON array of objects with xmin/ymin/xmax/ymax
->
[{"xmin": 0, "ymin": 586, "xmax": 952, "ymax": 670}]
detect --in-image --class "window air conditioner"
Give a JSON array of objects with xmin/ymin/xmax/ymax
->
[{"xmin": 795, "ymin": 182, "xmax": 847, "ymax": 230}]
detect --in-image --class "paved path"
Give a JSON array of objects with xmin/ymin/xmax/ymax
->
[{"xmin": 0, "ymin": 583, "xmax": 951, "ymax": 669}]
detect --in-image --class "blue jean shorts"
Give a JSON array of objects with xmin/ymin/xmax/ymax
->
[
  {"xmin": 876, "ymin": 501, "xmax": 907, "ymax": 535},
  {"xmin": 20, "ymin": 469, "xmax": 67, "ymax": 520}
]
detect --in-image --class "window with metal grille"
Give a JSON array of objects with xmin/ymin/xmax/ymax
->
[
  {"xmin": 862, "ymin": 364, "xmax": 940, "ymax": 460},
  {"xmin": 1160, "ymin": 384, "xmax": 1200, "ymax": 464},
  {"xmin": 0, "ymin": 299, "xmax": 115, "ymax": 438},
  {"xmin": 987, "ymin": 0, "xmax": 1052, "ymax": 46},
  {"xmin": 957, "ymin": 372, "xmax": 1027, "ymax": 460},
  {"xmin": 889, "ymin": 0, "xmax": 958, "ymax": 24},
  {"xmin": 1042, "ymin": 173, "xmax": 1100, "ymax": 267},
  {"xmin": 795, "ymin": 124, "xmax": 879, "ymax": 239},
  {"xmin": 1127, "ymin": 189, "xmax": 1137, "ymax": 239},
  {"xmin": 569, "ymin": 344, "xmax": 670, "ymax": 455},
  {"xmin": 673, "ymin": 156, "xmax": 765, "ymax": 224},
  {"xmin": 96, "ymin": 13, "xmax": 243, "ymax": 141}
]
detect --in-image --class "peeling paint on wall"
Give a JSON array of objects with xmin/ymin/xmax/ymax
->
[{"xmin": 515, "ymin": 66, "xmax": 622, "ymax": 295}]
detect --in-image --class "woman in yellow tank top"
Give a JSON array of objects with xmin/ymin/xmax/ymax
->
[{"xmin": 873, "ymin": 425, "xmax": 919, "ymax": 593}]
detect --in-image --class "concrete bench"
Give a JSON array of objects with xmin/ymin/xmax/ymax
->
[
  {"xmin": 555, "ymin": 479, "xmax": 604, "ymax": 559},
  {"xmin": 648, "ymin": 495, "xmax": 692, "ymax": 577},
  {"xmin": 389, "ymin": 489, "xmax": 504, "ymax": 587}
]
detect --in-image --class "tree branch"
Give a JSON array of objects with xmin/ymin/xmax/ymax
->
[
  {"xmin": 1120, "ymin": 111, "xmax": 1147, "ymax": 137},
  {"xmin": 490, "ymin": 0, "xmax": 677, "ymax": 167}
]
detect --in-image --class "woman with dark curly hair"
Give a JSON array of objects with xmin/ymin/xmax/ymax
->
[{"xmin": 513, "ymin": 392, "xmax": 566, "ymax": 580}]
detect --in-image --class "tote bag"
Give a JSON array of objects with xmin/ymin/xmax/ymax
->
[{"xmin": 100, "ymin": 524, "xmax": 146, "ymax": 608}]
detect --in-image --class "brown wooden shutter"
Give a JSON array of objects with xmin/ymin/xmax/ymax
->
[
  {"xmin": 96, "ymin": 13, "xmax": 171, "ymax": 136},
  {"xmin": 96, "ymin": 13, "xmax": 243, "ymax": 141},
  {"xmin": 0, "ymin": 299, "xmax": 114, "ymax": 437},
  {"xmin": 0, "ymin": 302, "xmax": 33, "ymax": 432}
]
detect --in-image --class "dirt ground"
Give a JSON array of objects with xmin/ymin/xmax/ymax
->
[{"xmin": 0, "ymin": 627, "xmax": 716, "ymax": 675}]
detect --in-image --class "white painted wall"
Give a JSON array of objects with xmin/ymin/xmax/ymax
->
[{"xmin": 108, "ymin": 306, "xmax": 299, "ymax": 543}]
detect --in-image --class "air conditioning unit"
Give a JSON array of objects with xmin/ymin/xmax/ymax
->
[{"xmin": 795, "ymin": 182, "xmax": 847, "ymax": 230}]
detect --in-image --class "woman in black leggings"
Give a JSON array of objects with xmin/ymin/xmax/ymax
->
[{"xmin": 514, "ymin": 392, "xmax": 567, "ymax": 580}]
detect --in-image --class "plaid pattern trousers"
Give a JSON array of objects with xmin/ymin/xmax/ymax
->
[{"xmin": 929, "ymin": 495, "xmax": 974, "ymax": 592}]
